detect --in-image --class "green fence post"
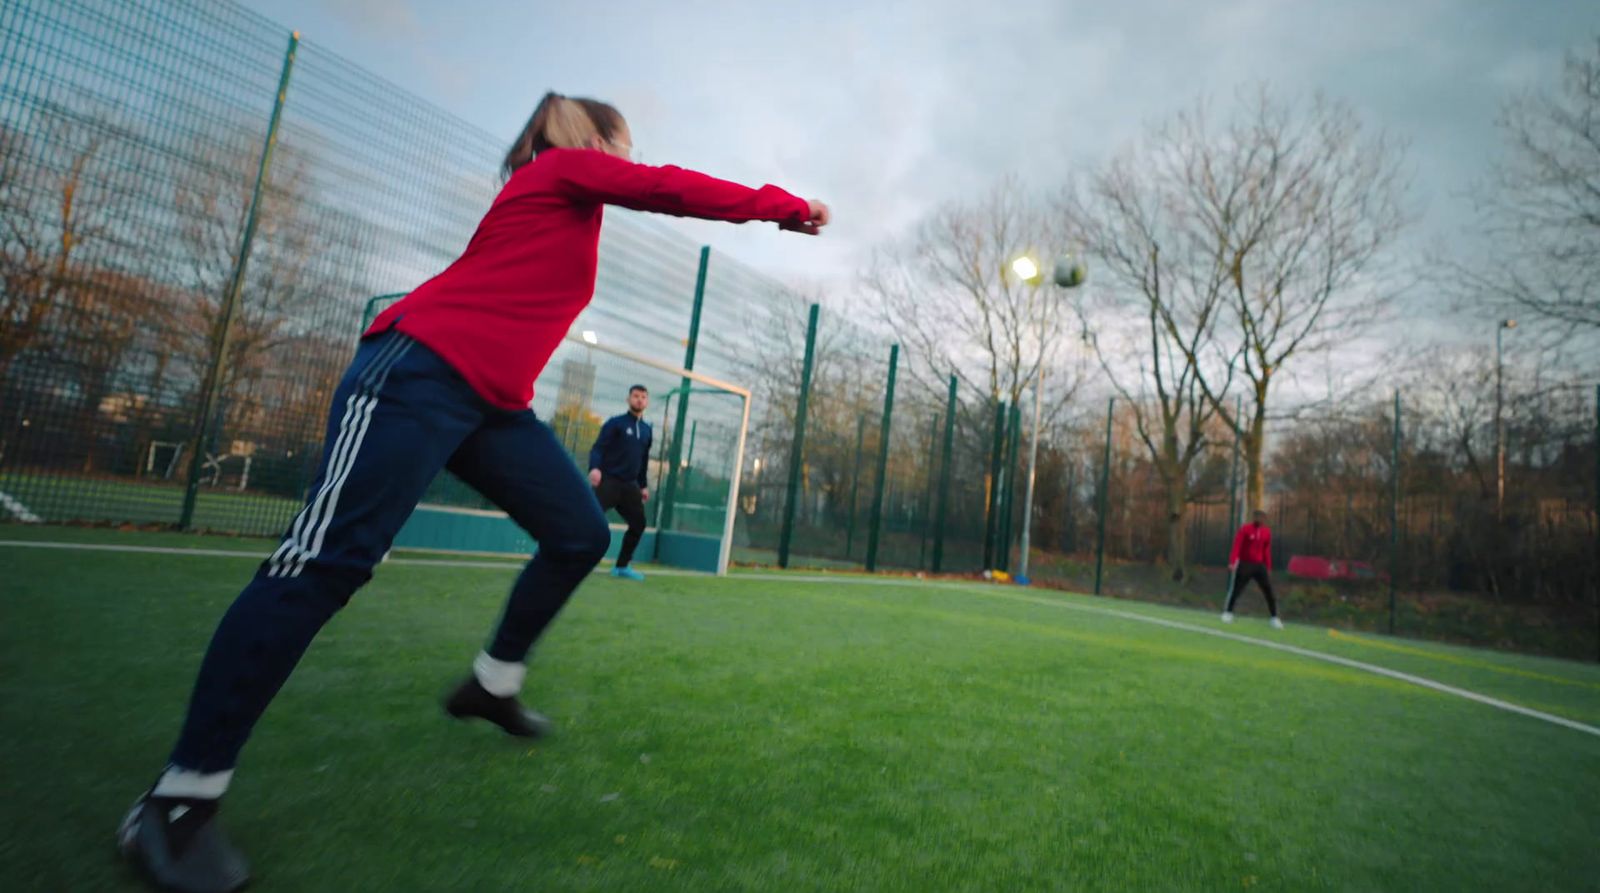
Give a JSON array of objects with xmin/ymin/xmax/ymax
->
[
  {"xmin": 1390, "ymin": 390, "xmax": 1401, "ymax": 635},
  {"xmin": 777, "ymin": 304, "xmax": 820, "ymax": 569},
  {"xmin": 865, "ymin": 344, "xmax": 899, "ymax": 572},
  {"xmin": 932, "ymin": 375, "xmax": 958, "ymax": 573},
  {"xmin": 919, "ymin": 413, "xmax": 940, "ymax": 569},
  {"xmin": 1094, "ymin": 397, "xmax": 1114, "ymax": 596},
  {"xmin": 845, "ymin": 412, "xmax": 867, "ymax": 558},
  {"xmin": 1594, "ymin": 384, "xmax": 1599, "ymax": 663},
  {"xmin": 999, "ymin": 402, "xmax": 1022, "ymax": 573},
  {"xmin": 652, "ymin": 392, "xmax": 676, "ymax": 529},
  {"xmin": 657, "ymin": 246, "xmax": 711, "ymax": 538},
  {"xmin": 983, "ymin": 400, "xmax": 1007, "ymax": 571},
  {"xmin": 180, "ymin": 31, "xmax": 300, "ymax": 531}
]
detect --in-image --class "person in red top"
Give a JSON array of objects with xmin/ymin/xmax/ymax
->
[
  {"xmin": 1223, "ymin": 509, "xmax": 1284, "ymax": 629},
  {"xmin": 119, "ymin": 92, "xmax": 829, "ymax": 893}
]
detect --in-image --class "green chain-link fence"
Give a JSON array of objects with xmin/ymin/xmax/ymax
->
[{"xmin": 3, "ymin": 0, "xmax": 1596, "ymax": 659}]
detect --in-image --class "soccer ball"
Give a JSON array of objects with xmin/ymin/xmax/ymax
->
[{"xmin": 1053, "ymin": 255, "xmax": 1087, "ymax": 288}]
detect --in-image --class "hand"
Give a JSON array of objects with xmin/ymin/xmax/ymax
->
[
  {"xmin": 1229, "ymin": 561, "xmax": 1238, "ymax": 572},
  {"xmin": 807, "ymin": 199, "xmax": 830, "ymax": 227},
  {"xmin": 640, "ymin": 488, "xmax": 649, "ymax": 503},
  {"xmin": 588, "ymin": 469, "xmax": 601, "ymax": 488},
  {"xmin": 780, "ymin": 199, "xmax": 830, "ymax": 235}
]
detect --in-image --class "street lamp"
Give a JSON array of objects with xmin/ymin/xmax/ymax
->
[
  {"xmin": 742, "ymin": 457, "xmax": 762, "ymax": 515},
  {"xmin": 1495, "ymin": 318, "xmax": 1516, "ymax": 520},
  {"xmin": 1011, "ymin": 253, "xmax": 1087, "ymax": 583}
]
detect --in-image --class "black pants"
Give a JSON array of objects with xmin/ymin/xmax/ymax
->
[
  {"xmin": 168, "ymin": 332, "xmax": 612, "ymax": 772},
  {"xmin": 1226, "ymin": 561, "xmax": 1278, "ymax": 616},
  {"xmin": 595, "ymin": 476, "xmax": 646, "ymax": 567}
]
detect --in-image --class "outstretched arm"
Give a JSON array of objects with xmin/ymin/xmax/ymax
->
[{"xmin": 550, "ymin": 149, "xmax": 827, "ymax": 231}]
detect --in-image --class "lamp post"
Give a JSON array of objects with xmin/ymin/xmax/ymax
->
[
  {"xmin": 1495, "ymin": 319, "xmax": 1516, "ymax": 521},
  {"xmin": 1011, "ymin": 254, "xmax": 1086, "ymax": 583}
]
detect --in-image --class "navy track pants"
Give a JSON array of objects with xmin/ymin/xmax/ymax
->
[{"xmin": 168, "ymin": 330, "xmax": 611, "ymax": 772}]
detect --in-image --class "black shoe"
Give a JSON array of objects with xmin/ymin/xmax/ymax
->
[
  {"xmin": 118, "ymin": 793, "xmax": 250, "ymax": 893},
  {"xmin": 443, "ymin": 676, "xmax": 552, "ymax": 738}
]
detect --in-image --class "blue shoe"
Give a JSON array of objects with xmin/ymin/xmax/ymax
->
[{"xmin": 611, "ymin": 566, "xmax": 645, "ymax": 581}]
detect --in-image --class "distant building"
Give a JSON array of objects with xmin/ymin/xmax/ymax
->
[{"xmin": 556, "ymin": 356, "xmax": 596, "ymax": 415}]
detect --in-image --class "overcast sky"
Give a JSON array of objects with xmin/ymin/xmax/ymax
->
[{"xmin": 240, "ymin": 0, "xmax": 1599, "ymax": 345}]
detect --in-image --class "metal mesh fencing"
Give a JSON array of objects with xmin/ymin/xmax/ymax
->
[
  {"xmin": 0, "ymin": 0, "xmax": 766, "ymax": 541},
  {"xmin": 2, "ymin": 0, "xmax": 1594, "ymax": 658}
]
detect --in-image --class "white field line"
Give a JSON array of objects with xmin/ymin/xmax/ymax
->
[{"xmin": 2, "ymin": 539, "xmax": 1596, "ymax": 739}]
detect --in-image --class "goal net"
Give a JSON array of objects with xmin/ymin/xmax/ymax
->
[{"xmin": 363, "ymin": 295, "xmax": 751, "ymax": 575}]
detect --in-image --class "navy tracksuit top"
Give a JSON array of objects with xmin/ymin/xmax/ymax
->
[{"xmin": 589, "ymin": 413, "xmax": 652, "ymax": 488}]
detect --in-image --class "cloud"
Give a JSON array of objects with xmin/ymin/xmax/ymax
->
[
  {"xmin": 317, "ymin": 0, "xmax": 420, "ymax": 40},
  {"xmin": 244, "ymin": 0, "xmax": 1600, "ymax": 302}
]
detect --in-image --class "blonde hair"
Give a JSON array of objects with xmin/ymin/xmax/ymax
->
[{"xmin": 503, "ymin": 92, "xmax": 626, "ymax": 178}]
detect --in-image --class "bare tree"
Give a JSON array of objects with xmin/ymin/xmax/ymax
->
[
  {"xmin": 1063, "ymin": 144, "xmax": 1241, "ymax": 580},
  {"xmin": 1408, "ymin": 346, "xmax": 1497, "ymax": 499},
  {"xmin": 863, "ymin": 177, "xmax": 1079, "ymax": 414},
  {"xmin": 0, "ymin": 108, "xmax": 191, "ymax": 474},
  {"xmin": 161, "ymin": 130, "xmax": 372, "ymax": 462},
  {"xmin": 1269, "ymin": 358, "xmax": 1593, "ymax": 606},
  {"xmin": 1456, "ymin": 37, "xmax": 1600, "ymax": 338},
  {"xmin": 1157, "ymin": 89, "xmax": 1409, "ymax": 514},
  {"xmin": 731, "ymin": 288, "xmax": 880, "ymax": 528},
  {"xmin": 863, "ymin": 177, "xmax": 1090, "ymax": 562},
  {"xmin": 0, "ymin": 114, "xmax": 131, "ymax": 378}
]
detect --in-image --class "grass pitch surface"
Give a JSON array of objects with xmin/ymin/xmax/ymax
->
[{"xmin": 3, "ymin": 526, "xmax": 1597, "ymax": 891}]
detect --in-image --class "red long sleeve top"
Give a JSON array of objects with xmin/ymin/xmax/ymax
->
[
  {"xmin": 1229, "ymin": 522, "xmax": 1273, "ymax": 567},
  {"xmin": 366, "ymin": 148, "xmax": 811, "ymax": 410}
]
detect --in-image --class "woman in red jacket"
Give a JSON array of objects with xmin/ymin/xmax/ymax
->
[
  {"xmin": 1224, "ymin": 509, "xmax": 1284, "ymax": 629},
  {"xmin": 119, "ymin": 92, "xmax": 829, "ymax": 893}
]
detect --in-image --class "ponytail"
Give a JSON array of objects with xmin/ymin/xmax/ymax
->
[{"xmin": 503, "ymin": 92, "xmax": 627, "ymax": 179}]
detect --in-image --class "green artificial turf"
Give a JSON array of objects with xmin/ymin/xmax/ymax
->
[
  {"xmin": 0, "ymin": 472, "xmax": 300, "ymax": 535},
  {"xmin": 2, "ymin": 527, "xmax": 1597, "ymax": 891}
]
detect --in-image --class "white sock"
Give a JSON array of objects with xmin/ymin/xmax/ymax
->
[
  {"xmin": 473, "ymin": 651, "xmax": 526, "ymax": 698},
  {"xmin": 152, "ymin": 766, "xmax": 233, "ymax": 799}
]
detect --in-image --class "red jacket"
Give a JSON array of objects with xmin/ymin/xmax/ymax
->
[
  {"xmin": 1229, "ymin": 522, "xmax": 1272, "ymax": 567},
  {"xmin": 367, "ymin": 148, "xmax": 810, "ymax": 410}
]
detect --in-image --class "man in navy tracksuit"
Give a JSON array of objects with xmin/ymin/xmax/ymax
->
[{"xmin": 588, "ymin": 385, "xmax": 652, "ymax": 580}]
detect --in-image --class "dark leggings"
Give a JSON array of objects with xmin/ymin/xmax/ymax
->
[
  {"xmin": 167, "ymin": 332, "xmax": 612, "ymax": 773},
  {"xmin": 1226, "ymin": 562, "xmax": 1278, "ymax": 616},
  {"xmin": 594, "ymin": 476, "xmax": 646, "ymax": 567}
]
